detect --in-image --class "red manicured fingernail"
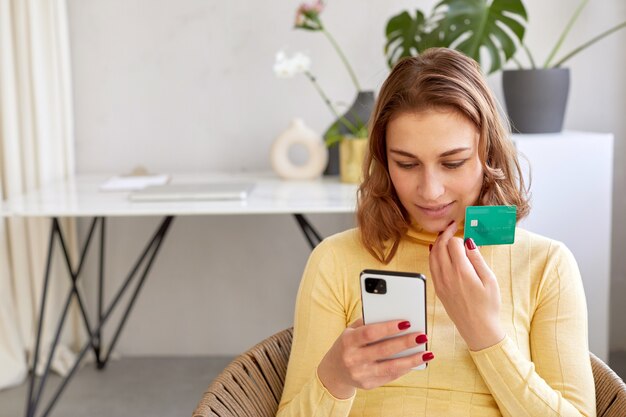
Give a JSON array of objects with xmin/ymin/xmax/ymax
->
[
  {"xmin": 428, "ymin": 244, "xmax": 432, "ymax": 252},
  {"xmin": 465, "ymin": 238, "xmax": 477, "ymax": 250},
  {"xmin": 422, "ymin": 352, "xmax": 435, "ymax": 361},
  {"xmin": 398, "ymin": 321, "xmax": 411, "ymax": 330},
  {"xmin": 416, "ymin": 334, "xmax": 428, "ymax": 344}
]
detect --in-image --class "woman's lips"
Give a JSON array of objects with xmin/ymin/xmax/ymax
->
[{"xmin": 417, "ymin": 202, "xmax": 454, "ymax": 218}]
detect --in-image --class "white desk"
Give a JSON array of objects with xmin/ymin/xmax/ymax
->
[
  {"xmin": 0, "ymin": 172, "xmax": 358, "ymax": 217},
  {"xmin": 0, "ymin": 172, "xmax": 357, "ymax": 417}
]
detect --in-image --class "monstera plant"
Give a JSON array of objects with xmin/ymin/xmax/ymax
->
[{"xmin": 384, "ymin": 0, "xmax": 528, "ymax": 74}]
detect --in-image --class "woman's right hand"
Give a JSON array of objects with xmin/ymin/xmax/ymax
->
[{"xmin": 316, "ymin": 318, "xmax": 433, "ymax": 399}]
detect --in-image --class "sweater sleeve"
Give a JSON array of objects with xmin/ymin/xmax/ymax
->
[
  {"xmin": 277, "ymin": 239, "xmax": 355, "ymax": 417},
  {"xmin": 469, "ymin": 241, "xmax": 596, "ymax": 417}
]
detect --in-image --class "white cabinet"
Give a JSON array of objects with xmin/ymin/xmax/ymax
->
[{"xmin": 513, "ymin": 131, "xmax": 613, "ymax": 361}]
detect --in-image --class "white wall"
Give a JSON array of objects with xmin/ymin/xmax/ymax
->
[{"xmin": 67, "ymin": 0, "xmax": 626, "ymax": 355}]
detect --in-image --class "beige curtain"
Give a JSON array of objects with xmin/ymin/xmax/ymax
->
[{"xmin": 0, "ymin": 0, "xmax": 79, "ymax": 390}]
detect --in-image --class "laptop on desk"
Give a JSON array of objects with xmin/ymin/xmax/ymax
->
[{"xmin": 128, "ymin": 183, "xmax": 254, "ymax": 202}]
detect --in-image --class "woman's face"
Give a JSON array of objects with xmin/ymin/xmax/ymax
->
[{"xmin": 386, "ymin": 108, "xmax": 484, "ymax": 233}]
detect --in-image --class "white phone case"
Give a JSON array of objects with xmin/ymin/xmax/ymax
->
[{"xmin": 360, "ymin": 269, "xmax": 427, "ymax": 370}]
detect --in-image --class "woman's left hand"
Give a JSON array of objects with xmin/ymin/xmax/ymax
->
[{"xmin": 429, "ymin": 220, "xmax": 505, "ymax": 351}]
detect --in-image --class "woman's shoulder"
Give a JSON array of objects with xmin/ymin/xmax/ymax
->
[
  {"xmin": 515, "ymin": 227, "xmax": 568, "ymax": 249},
  {"xmin": 514, "ymin": 227, "xmax": 552, "ymax": 247},
  {"xmin": 308, "ymin": 228, "xmax": 371, "ymax": 266},
  {"xmin": 513, "ymin": 227, "xmax": 576, "ymax": 267},
  {"xmin": 302, "ymin": 228, "xmax": 367, "ymax": 290},
  {"xmin": 513, "ymin": 229, "xmax": 584, "ymax": 308},
  {"xmin": 316, "ymin": 228, "xmax": 362, "ymax": 251}
]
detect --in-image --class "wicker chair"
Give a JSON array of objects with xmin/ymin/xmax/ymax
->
[
  {"xmin": 591, "ymin": 351, "xmax": 626, "ymax": 416},
  {"xmin": 192, "ymin": 327, "xmax": 626, "ymax": 417}
]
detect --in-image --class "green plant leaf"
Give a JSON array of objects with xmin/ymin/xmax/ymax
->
[
  {"xmin": 432, "ymin": 0, "xmax": 527, "ymax": 73},
  {"xmin": 552, "ymin": 20, "xmax": 626, "ymax": 67},
  {"xmin": 295, "ymin": 24, "xmax": 322, "ymax": 31},
  {"xmin": 324, "ymin": 123, "xmax": 343, "ymax": 148},
  {"xmin": 384, "ymin": 10, "xmax": 433, "ymax": 68},
  {"xmin": 354, "ymin": 125, "xmax": 368, "ymax": 139}
]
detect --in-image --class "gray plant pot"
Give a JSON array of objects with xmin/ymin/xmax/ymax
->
[
  {"xmin": 324, "ymin": 91, "xmax": 375, "ymax": 176},
  {"xmin": 502, "ymin": 68, "xmax": 570, "ymax": 134}
]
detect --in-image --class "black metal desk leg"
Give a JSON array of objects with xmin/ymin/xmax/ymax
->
[
  {"xmin": 293, "ymin": 214, "xmax": 324, "ymax": 250},
  {"xmin": 96, "ymin": 217, "xmax": 105, "ymax": 369},
  {"xmin": 25, "ymin": 215, "xmax": 174, "ymax": 417}
]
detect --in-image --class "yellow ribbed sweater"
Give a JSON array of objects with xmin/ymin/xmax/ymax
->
[{"xmin": 277, "ymin": 226, "xmax": 596, "ymax": 417}]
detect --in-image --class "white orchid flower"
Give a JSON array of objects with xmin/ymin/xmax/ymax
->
[{"xmin": 273, "ymin": 50, "xmax": 312, "ymax": 78}]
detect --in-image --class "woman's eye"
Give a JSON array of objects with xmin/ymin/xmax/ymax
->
[
  {"xmin": 396, "ymin": 162, "xmax": 417, "ymax": 169},
  {"xmin": 443, "ymin": 160, "xmax": 467, "ymax": 169}
]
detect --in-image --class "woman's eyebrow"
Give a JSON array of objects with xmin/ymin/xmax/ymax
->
[
  {"xmin": 439, "ymin": 147, "xmax": 472, "ymax": 157},
  {"xmin": 389, "ymin": 149, "xmax": 419, "ymax": 158},
  {"xmin": 389, "ymin": 147, "xmax": 472, "ymax": 159}
]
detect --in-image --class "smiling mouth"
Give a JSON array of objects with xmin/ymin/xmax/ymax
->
[{"xmin": 418, "ymin": 202, "xmax": 453, "ymax": 210}]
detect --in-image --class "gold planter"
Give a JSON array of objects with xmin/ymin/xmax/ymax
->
[{"xmin": 339, "ymin": 137, "xmax": 368, "ymax": 184}]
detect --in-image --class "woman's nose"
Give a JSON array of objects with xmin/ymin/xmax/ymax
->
[{"xmin": 419, "ymin": 171, "xmax": 445, "ymax": 201}]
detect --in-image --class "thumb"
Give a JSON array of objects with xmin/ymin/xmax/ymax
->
[{"xmin": 464, "ymin": 238, "xmax": 497, "ymax": 287}]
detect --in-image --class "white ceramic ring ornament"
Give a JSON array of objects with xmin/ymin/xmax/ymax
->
[{"xmin": 271, "ymin": 118, "xmax": 328, "ymax": 180}]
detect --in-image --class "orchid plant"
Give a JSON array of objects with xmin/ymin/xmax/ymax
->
[
  {"xmin": 273, "ymin": 50, "xmax": 365, "ymax": 145},
  {"xmin": 293, "ymin": 0, "xmax": 361, "ymax": 91},
  {"xmin": 273, "ymin": 0, "xmax": 367, "ymax": 146}
]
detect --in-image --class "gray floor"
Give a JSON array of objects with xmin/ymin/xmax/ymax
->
[
  {"xmin": 1, "ymin": 353, "xmax": 625, "ymax": 417},
  {"xmin": 0, "ymin": 356, "xmax": 233, "ymax": 417}
]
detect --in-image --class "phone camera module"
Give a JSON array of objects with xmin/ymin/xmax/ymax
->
[{"xmin": 365, "ymin": 278, "xmax": 387, "ymax": 294}]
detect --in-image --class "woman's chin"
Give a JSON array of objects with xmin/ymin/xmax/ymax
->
[{"xmin": 418, "ymin": 221, "xmax": 448, "ymax": 234}]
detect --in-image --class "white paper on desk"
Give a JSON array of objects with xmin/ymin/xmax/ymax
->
[{"xmin": 99, "ymin": 175, "xmax": 170, "ymax": 191}]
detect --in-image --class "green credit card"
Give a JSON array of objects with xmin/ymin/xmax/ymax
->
[{"xmin": 463, "ymin": 205, "xmax": 517, "ymax": 246}]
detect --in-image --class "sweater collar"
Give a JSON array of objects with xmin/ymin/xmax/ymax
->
[{"xmin": 405, "ymin": 220, "xmax": 465, "ymax": 244}]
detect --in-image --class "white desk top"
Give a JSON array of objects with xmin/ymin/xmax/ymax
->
[{"xmin": 0, "ymin": 173, "xmax": 358, "ymax": 217}]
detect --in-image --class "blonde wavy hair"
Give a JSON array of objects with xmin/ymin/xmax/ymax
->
[{"xmin": 357, "ymin": 48, "xmax": 530, "ymax": 264}]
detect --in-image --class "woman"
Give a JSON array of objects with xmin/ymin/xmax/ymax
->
[{"xmin": 277, "ymin": 48, "xmax": 595, "ymax": 416}]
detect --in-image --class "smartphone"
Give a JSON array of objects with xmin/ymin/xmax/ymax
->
[{"xmin": 359, "ymin": 269, "xmax": 427, "ymax": 370}]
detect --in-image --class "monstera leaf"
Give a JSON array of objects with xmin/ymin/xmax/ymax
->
[
  {"xmin": 384, "ymin": 0, "xmax": 527, "ymax": 73},
  {"xmin": 432, "ymin": 0, "xmax": 527, "ymax": 73},
  {"xmin": 384, "ymin": 10, "xmax": 437, "ymax": 68}
]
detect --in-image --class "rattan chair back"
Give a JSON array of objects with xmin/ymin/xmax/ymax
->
[
  {"xmin": 591, "ymin": 352, "xmax": 626, "ymax": 416},
  {"xmin": 193, "ymin": 328, "xmax": 626, "ymax": 417},
  {"xmin": 193, "ymin": 328, "xmax": 293, "ymax": 417}
]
